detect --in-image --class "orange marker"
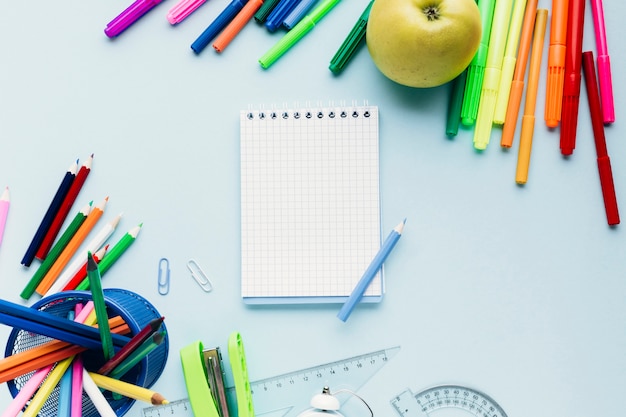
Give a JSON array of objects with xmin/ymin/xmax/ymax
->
[
  {"xmin": 544, "ymin": 0, "xmax": 569, "ymax": 128},
  {"xmin": 515, "ymin": 9, "xmax": 548, "ymax": 184},
  {"xmin": 34, "ymin": 197, "xmax": 108, "ymax": 295},
  {"xmin": 501, "ymin": 0, "xmax": 538, "ymax": 148},
  {"xmin": 212, "ymin": 0, "xmax": 264, "ymax": 53}
]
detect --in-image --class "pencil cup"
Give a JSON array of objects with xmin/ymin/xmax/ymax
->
[{"xmin": 4, "ymin": 288, "xmax": 168, "ymax": 417}]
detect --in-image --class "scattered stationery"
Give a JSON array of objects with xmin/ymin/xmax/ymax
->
[
  {"xmin": 167, "ymin": 0, "xmax": 208, "ymax": 24},
  {"xmin": 337, "ymin": 219, "xmax": 405, "ymax": 322},
  {"xmin": 21, "ymin": 160, "xmax": 78, "ymax": 267},
  {"xmin": 461, "ymin": 0, "xmax": 496, "ymax": 126},
  {"xmin": 33, "ymin": 198, "xmax": 111, "ymax": 296},
  {"xmin": 501, "ymin": 0, "xmax": 538, "ymax": 148},
  {"xmin": 328, "ymin": 0, "xmax": 373, "ymax": 74},
  {"xmin": 493, "ymin": 0, "xmax": 528, "ymax": 125},
  {"xmin": 20, "ymin": 202, "xmax": 92, "ymax": 300},
  {"xmin": 212, "ymin": 0, "xmax": 264, "ymax": 53},
  {"xmin": 559, "ymin": 0, "xmax": 585, "ymax": 156},
  {"xmin": 515, "ymin": 9, "xmax": 548, "ymax": 184},
  {"xmin": 144, "ymin": 346, "xmax": 399, "ymax": 417},
  {"xmin": 74, "ymin": 223, "xmax": 143, "ymax": 291},
  {"xmin": 473, "ymin": 0, "xmax": 514, "ymax": 150},
  {"xmin": 264, "ymin": 0, "xmax": 301, "ymax": 32},
  {"xmin": 240, "ymin": 104, "xmax": 381, "ymax": 304},
  {"xmin": 544, "ymin": 0, "xmax": 569, "ymax": 127},
  {"xmin": 105, "ymin": 0, "xmax": 166, "ymax": 37},
  {"xmin": 589, "ymin": 0, "xmax": 615, "ymax": 123},
  {"xmin": 581, "ymin": 51, "xmax": 620, "ymax": 225},
  {"xmin": 191, "ymin": 0, "xmax": 246, "ymax": 54},
  {"xmin": 99, "ymin": 316, "xmax": 165, "ymax": 375},
  {"xmin": 0, "ymin": 187, "xmax": 9, "ymax": 248},
  {"xmin": 36, "ymin": 154, "xmax": 92, "ymax": 261},
  {"xmin": 259, "ymin": 0, "xmax": 341, "ymax": 69}
]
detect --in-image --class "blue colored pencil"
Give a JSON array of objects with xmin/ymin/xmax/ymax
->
[
  {"xmin": 337, "ymin": 219, "xmax": 406, "ymax": 322},
  {"xmin": 21, "ymin": 160, "xmax": 78, "ymax": 267}
]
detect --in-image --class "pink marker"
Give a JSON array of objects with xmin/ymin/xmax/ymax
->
[
  {"xmin": 167, "ymin": 0, "xmax": 208, "ymax": 24},
  {"xmin": 590, "ymin": 0, "xmax": 615, "ymax": 123},
  {"xmin": 104, "ymin": 0, "xmax": 166, "ymax": 38}
]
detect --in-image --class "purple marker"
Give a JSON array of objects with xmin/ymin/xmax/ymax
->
[{"xmin": 104, "ymin": 0, "xmax": 165, "ymax": 38}]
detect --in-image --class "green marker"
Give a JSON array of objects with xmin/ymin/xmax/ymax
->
[
  {"xmin": 259, "ymin": 0, "xmax": 342, "ymax": 69},
  {"xmin": 75, "ymin": 223, "xmax": 142, "ymax": 291},
  {"xmin": 460, "ymin": 0, "xmax": 496, "ymax": 126},
  {"xmin": 329, "ymin": 0, "xmax": 374, "ymax": 74}
]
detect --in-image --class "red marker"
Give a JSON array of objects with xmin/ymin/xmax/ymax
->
[
  {"xmin": 581, "ymin": 51, "xmax": 619, "ymax": 226},
  {"xmin": 559, "ymin": 0, "xmax": 585, "ymax": 156}
]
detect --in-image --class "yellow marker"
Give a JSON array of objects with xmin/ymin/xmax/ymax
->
[
  {"xmin": 516, "ymin": 9, "xmax": 548, "ymax": 184},
  {"xmin": 473, "ymin": 0, "xmax": 514, "ymax": 150},
  {"xmin": 494, "ymin": 0, "xmax": 529, "ymax": 124}
]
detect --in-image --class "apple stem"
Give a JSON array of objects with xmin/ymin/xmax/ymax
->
[{"xmin": 423, "ymin": 5, "xmax": 440, "ymax": 21}]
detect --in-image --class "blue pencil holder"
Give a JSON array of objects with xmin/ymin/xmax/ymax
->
[{"xmin": 4, "ymin": 288, "xmax": 168, "ymax": 417}]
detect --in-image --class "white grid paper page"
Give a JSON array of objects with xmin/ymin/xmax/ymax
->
[{"xmin": 240, "ymin": 105, "xmax": 381, "ymax": 302}]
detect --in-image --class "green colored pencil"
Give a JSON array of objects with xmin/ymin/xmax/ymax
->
[
  {"xmin": 87, "ymin": 251, "xmax": 114, "ymax": 361},
  {"xmin": 20, "ymin": 202, "xmax": 92, "ymax": 299},
  {"xmin": 109, "ymin": 330, "xmax": 166, "ymax": 380},
  {"xmin": 75, "ymin": 223, "xmax": 142, "ymax": 291}
]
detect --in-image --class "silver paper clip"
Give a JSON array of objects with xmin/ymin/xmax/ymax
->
[
  {"xmin": 187, "ymin": 259, "xmax": 213, "ymax": 292},
  {"xmin": 158, "ymin": 258, "xmax": 170, "ymax": 295}
]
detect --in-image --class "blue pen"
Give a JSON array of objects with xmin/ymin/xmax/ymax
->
[
  {"xmin": 337, "ymin": 219, "xmax": 406, "ymax": 322},
  {"xmin": 265, "ymin": 0, "xmax": 301, "ymax": 32},
  {"xmin": 191, "ymin": 0, "xmax": 248, "ymax": 54},
  {"xmin": 282, "ymin": 0, "xmax": 318, "ymax": 29}
]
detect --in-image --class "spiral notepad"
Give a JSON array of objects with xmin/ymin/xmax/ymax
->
[{"xmin": 240, "ymin": 104, "xmax": 382, "ymax": 304}]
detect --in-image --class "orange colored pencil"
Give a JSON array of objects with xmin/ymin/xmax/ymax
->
[
  {"xmin": 0, "ymin": 320, "xmax": 129, "ymax": 383},
  {"xmin": 35, "ymin": 197, "xmax": 108, "ymax": 295},
  {"xmin": 212, "ymin": 0, "xmax": 263, "ymax": 52}
]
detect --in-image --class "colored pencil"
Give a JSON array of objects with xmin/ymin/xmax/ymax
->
[
  {"xmin": 20, "ymin": 202, "xmax": 92, "ymax": 300},
  {"xmin": 34, "ymin": 197, "xmax": 109, "ymax": 295},
  {"xmin": 82, "ymin": 369, "xmax": 118, "ymax": 417},
  {"xmin": 0, "ymin": 298, "xmax": 129, "ymax": 349},
  {"xmin": 0, "ymin": 319, "xmax": 129, "ymax": 383},
  {"xmin": 98, "ymin": 316, "xmax": 164, "ymax": 375},
  {"xmin": 70, "ymin": 356, "xmax": 84, "ymax": 417},
  {"xmin": 37, "ymin": 154, "xmax": 93, "ymax": 260},
  {"xmin": 58, "ymin": 361, "xmax": 73, "ymax": 417},
  {"xmin": 0, "ymin": 364, "xmax": 53, "ymax": 417},
  {"xmin": 75, "ymin": 223, "xmax": 142, "ymax": 291},
  {"xmin": 88, "ymin": 372, "xmax": 169, "ymax": 405},
  {"xmin": 21, "ymin": 160, "xmax": 78, "ymax": 267},
  {"xmin": 87, "ymin": 251, "xmax": 114, "ymax": 360},
  {"xmin": 43, "ymin": 212, "xmax": 121, "ymax": 296},
  {"xmin": 0, "ymin": 187, "xmax": 9, "ymax": 248},
  {"xmin": 58, "ymin": 244, "xmax": 109, "ymax": 294},
  {"xmin": 109, "ymin": 330, "xmax": 166, "ymax": 379}
]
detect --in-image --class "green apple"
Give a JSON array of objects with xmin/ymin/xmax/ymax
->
[{"xmin": 366, "ymin": 0, "xmax": 482, "ymax": 88}]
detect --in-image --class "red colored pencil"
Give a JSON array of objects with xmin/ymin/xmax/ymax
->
[
  {"xmin": 36, "ymin": 154, "xmax": 93, "ymax": 260},
  {"xmin": 61, "ymin": 244, "xmax": 108, "ymax": 293},
  {"xmin": 97, "ymin": 316, "xmax": 165, "ymax": 376}
]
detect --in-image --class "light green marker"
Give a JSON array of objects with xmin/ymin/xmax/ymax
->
[{"xmin": 259, "ymin": 0, "xmax": 342, "ymax": 69}]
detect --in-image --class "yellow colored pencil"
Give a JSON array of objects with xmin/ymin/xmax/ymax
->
[{"xmin": 88, "ymin": 372, "xmax": 169, "ymax": 405}]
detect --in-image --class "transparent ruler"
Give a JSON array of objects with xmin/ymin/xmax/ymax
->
[
  {"xmin": 391, "ymin": 385, "xmax": 508, "ymax": 417},
  {"xmin": 143, "ymin": 346, "xmax": 400, "ymax": 417}
]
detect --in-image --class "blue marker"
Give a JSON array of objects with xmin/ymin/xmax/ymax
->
[
  {"xmin": 282, "ymin": 0, "xmax": 318, "ymax": 29},
  {"xmin": 265, "ymin": 0, "xmax": 301, "ymax": 32},
  {"xmin": 337, "ymin": 219, "xmax": 406, "ymax": 322},
  {"xmin": 191, "ymin": 0, "xmax": 248, "ymax": 54}
]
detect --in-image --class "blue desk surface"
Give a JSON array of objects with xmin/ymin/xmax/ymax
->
[{"xmin": 1, "ymin": 1, "xmax": 625, "ymax": 416}]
